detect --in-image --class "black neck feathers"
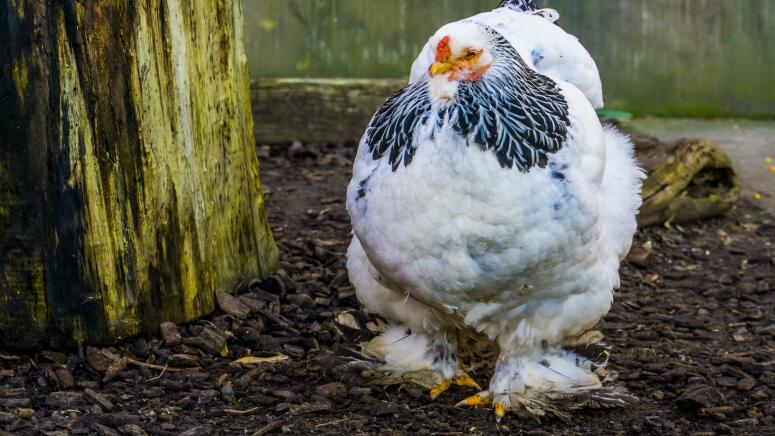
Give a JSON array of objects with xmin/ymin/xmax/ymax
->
[{"xmin": 364, "ymin": 25, "xmax": 569, "ymax": 172}]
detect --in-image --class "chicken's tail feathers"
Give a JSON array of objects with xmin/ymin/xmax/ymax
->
[
  {"xmin": 498, "ymin": 0, "xmax": 538, "ymax": 11},
  {"xmin": 497, "ymin": 1, "xmax": 561, "ymax": 23},
  {"xmin": 601, "ymin": 125, "xmax": 646, "ymax": 262}
]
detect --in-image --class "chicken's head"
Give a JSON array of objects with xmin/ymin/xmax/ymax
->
[
  {"xmin": 428, "ymin": 23, "xmax": 494, "ymax": 83},
  {"xmin": 426, "ymin": 22, "xmax": 497, "ymax": 103}
]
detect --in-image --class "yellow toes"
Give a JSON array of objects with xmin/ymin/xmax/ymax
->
[
  {"xmin": 456, "ymin": 392, "xmax": 492, "ymax": 407},
  {"xmin": 457, "ymin": 392, "xmax": 510, "ymax": 421},
  {"xmin": 429, "ymin": 379, "xmax": 453, "ymax": 400},
  {"xmin": 453, "ymin": 374, "xmax": 481, "ymax": 390},
  {"xmin": 494, "ymin": 402, "xmax": 507, "ymax": 422},
  {"xmin": 430, "ymin": 374, "xmax": 481, "ymax": 400}
]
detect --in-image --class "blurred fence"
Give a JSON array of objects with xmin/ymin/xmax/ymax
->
[{"xmin": 243, "ymin": 0, "xmax": 775, "ymax": 118}]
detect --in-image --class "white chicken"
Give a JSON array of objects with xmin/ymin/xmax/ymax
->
[
  {"xmin": 411, "ymin": 0, "xmax": 604, "ymax": 109},
  {"xmin": 345, "ymin": 0, "xmax": 644, "ymax": 420}
]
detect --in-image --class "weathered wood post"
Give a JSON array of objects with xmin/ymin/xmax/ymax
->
[{"xmin": 0, "ymin": 0, "xmax": 279, "ymax": 349}]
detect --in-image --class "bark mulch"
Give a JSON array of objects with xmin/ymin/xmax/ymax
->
[{"xmin": 0, "ymin": 143, "xmax": 772, "ymax": 435}]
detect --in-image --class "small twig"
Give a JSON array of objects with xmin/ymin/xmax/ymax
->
[
  {"xmin": 101, "ymin": 349, "xmax": 183, "ymax": 373},
  {"xmin": 127, "ymin": 358, "xmax": 183, "ymax": 373},
  {"xmin": 146, "ymin": 364, "xmax": 169, "ymax": 381},
  {"xmin": 224, "ymin": 406, "xmax": 259, "ymax": 415},
  {"xmin": 251, "ymin": 420, "xmax": 283, "ymax": 436},
  {"xmin": 315, "ymin": 418, "xmax": 350, "ymax": 428}
]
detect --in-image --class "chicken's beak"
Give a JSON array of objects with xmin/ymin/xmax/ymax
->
[{"xmin": 429, "ymin": 61, "xmax": 454, "ymax": 76}]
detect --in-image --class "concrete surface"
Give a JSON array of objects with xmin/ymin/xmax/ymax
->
[{"xmin": 631, "ymin": 118, "xmax": 775, "ymax": 215}]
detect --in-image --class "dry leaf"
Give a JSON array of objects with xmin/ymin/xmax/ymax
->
[{"xmin": 230, "ymin": 354, "xmax": 288, "ymax": 365}]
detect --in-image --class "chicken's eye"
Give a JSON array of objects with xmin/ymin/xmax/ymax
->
[{"xmin": 463, "ymin": 51, "xmax": 478, "ymax": 60}]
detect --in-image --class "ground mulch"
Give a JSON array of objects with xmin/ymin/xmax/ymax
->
[{"xmin": 0, "ymin": 143, "xmax": 772, "ymax": 435}]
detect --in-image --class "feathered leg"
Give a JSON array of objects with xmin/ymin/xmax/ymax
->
[
  {"xmin": 344, "ymin": 324, "xmax": 479, "ymax": 397},
  {"xmin": 458, "ymin": 341, "xmax": 635, "ymax": 421},
  {"xmin": 343, "ymin": 237, "xmax": 480, "ymax": 398}
]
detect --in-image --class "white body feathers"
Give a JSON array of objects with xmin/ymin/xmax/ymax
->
[
  {"xmin": 348, "ymin": 85, "xmax": 642, "ymax": 349},
  {"xmin": 345, "ymin": 7, "xmax": 643, "ymax": 409}
]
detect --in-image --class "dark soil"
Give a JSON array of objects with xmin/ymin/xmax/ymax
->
[{"xmin": 0, "ymin": 143, "xmax": 773, "ymax": 435}]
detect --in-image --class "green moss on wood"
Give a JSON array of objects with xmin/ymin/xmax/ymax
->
[
  {"xmin": 637, "ymin": 138, "xmax": 741, "ymax": 227},
  {"xmin": 0, "ymin": 0, "xmax": 277, "ymax": 350}
]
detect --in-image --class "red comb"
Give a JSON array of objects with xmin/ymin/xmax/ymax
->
[{"xmin": 436, "ymin": 36, "xmax": 451, "ymax": 61}]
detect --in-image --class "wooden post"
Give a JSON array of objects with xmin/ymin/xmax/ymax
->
[{"xmin": 0, "ymin": 0, "xmax": 278, "ymax": 349}]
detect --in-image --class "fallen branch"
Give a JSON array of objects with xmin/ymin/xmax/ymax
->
[{"xmin": 628, "ymin": 128, "xmax": 742, "ymax": 227}]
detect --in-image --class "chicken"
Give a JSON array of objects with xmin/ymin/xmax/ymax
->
[
  {"xmin": 345, "ymin": 0, "xmax": 644, "ymax": 421},
  {"xmin": 411, "ymin": 0, "xmax": 604, "ymax": 109}
]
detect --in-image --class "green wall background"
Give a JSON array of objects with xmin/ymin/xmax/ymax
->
[{"xmin": 242, "ymin": 0, "xmax": 775, "ymax": 118}]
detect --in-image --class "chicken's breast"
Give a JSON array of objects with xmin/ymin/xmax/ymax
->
[{"xmin": 348, "ymin": 81, "xmax": 615, "ymax": 347}]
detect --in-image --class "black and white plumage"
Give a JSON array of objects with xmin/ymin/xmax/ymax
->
[
  {"xmin": 366, "ymin": 27, "xmax": 569, "ymax": 172},
  {"xmin": 346, "ymin": 5, "xmax": 644, "ymax": 421},
  {"xmin": 411, "ymin": 6, "xmax": 602, "ymax": 109},
  {"xmin": 498, "ymin": 0, "xmax": 537, "ymax": 12},
  {"xmin": 364, "ymin": 81, "xmax": 430, "ymax": 171}
]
